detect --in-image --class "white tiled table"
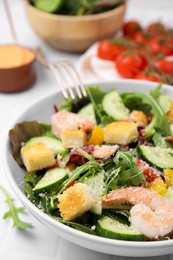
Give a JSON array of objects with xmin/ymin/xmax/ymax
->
[{"xmin": 1, "ymin": 1, "xmax": 173, "ymax": 259}]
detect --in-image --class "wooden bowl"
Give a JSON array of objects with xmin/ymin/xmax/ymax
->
[
  {"xmin": 0, "ymin": 44, "xmax": 36, "ymax": 93},
  {"xmin": 25, "ymin": 0, "xmax": 126, "ymax": 53}
]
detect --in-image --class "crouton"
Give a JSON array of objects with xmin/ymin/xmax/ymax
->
[
  {"xmin": 103, "ymin": 121, "xmax": 138, "ymax": 145},
  {"xmin": 129, "ymin": 110, "xmax": 148, "ymax": 127},
  {"xmin": 58, "ymin": 183, "xmax": 95, "ymax": 221},
  {"xmin": 21, "ymin": 142, "xmax": 55, "ymax": 172},
  {"xmin": 61, "ymin": 130, "xmax": 86, "ymax": 148}
]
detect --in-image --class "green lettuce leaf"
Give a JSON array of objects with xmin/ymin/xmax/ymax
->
[{"xmin": 122, "ymin": 91, "xmax": 171, "ymax": 137}]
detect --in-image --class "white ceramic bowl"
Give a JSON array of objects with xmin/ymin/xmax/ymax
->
[{"xmin": 3, "ymin": 80, "xmax": 173, "ymax": 257}]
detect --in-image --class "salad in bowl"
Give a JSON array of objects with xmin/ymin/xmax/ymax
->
[{"xmin": 5, "ymin": 80, "xmax": 173, "ymax": 256}]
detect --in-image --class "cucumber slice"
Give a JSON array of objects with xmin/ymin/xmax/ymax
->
[
  {"xmin": 33, "ymin": 167, "xmax": 68, "ymax": 193},
  {"xmin": 80, "ymin": 172, "xmax": 104, "ymax": 215},
  {"xmin": 102, "ymin": 90, "xmax": 129, "ymax": 120},
  {"xmin": 34, "ymin": 0, "xmax": 63, "ymax": 13},
  {"xmin": 27, "ymin": 136, "xmax": 67, "ymax": 155},
  {"xmin": 138, "ymin": 145, "xmax": 173, "ymax": 169},
  {"xmin": 78, "ymin": 103, "xmax": 96, "ymax": 124},
  {"xmin": 97, "ymin": 215, "xmax": 145, "ymax": 241}
]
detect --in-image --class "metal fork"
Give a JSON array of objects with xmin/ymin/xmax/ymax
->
[{"xmin": 35, "ymin": 48, "xmax": 87, "ymax": 99}]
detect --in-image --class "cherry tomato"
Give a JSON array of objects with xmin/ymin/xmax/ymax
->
[
  {"xmin": 163, "ymin": 40, "xmax": 173, "ymax": 56},
  {"xmin": 132, "ymin": 50, "xmax": 148, "ymax": 69},
  {"xmin": 115, "ymin": 52, "xmax": 144, "ymax": 78},
  {"xmin": 148, "ymin": 37, "xmax": 173, "ymax": 56},
  {"xmin": 134, "ymin": 71, "xmax": 163, "ymax": 83},
  {"xmin": 123, "ymin": 20, "xmax": 142, "ymax": 37},
  {"xmin": 132, "ymin": 32, "xmax": 149, "ymax": 45},
  {"xmin": 148, "ymin": 37, "xmax": 164, "ymax": 54},
  {"xmin": 65, "ymin": 180, "xmax": 76, "ymax": 190},
  {"xmin": 155, "ymin": 59, "xmax": 173, "ymax": 75},
  {"xmin": 136, "ymin": 159, "xmax": 158, "ymax": 183},
  {"xmin": 97, "ymin": 39, "xmax": 125, "ymax": 61},
  {"xmin": 147, "ymin": 22, "xmax": 166, "ymax": 36}
]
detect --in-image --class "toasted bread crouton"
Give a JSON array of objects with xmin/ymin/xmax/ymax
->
[
  {"xmin": 51, "ymin": 111, "xmax": 95, "ymax": 138},
  {"xmin": 21, "ymin": 142, "xmax": 55, "ymax": 172},
  {"xmin": 61, "ymin": 130, "xmax": 86, "ymax": 148},
  {"xmin": 167, "ymin": 101, "xmax": 173, "ymax": 123},
  {"xmin": 129, "ymin": 110, "xmax": 148, "ymax": 127},
  {"xmin": 103, "ymin": 121, "xmax": 138, "ymax": 145},
  {"xmin": 58, "ymin": 183, "xmax": 94, "ymax": 220}
]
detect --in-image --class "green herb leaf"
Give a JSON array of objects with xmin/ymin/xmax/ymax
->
[
  {"xmin": 59, "ymin": 148, "xmax": 101, "ymax": 192},
  {"xmin": 150, "ymin": 84, "xmax": 171, "ymax": 114},
  {"xmin": 150, "ymin": 84, "xmax": 162, "ymax": 99},
  {"xmin": 0, "ymin": 185, "xmax": 31, "ymax": 229},
  {"xmin": 59, "ymin": 97, "xmax": 73, "ymax": 111},
  {"xmin": 122, "ymin": 90, "xmax": 171, "ymax": 136},
  {"xmin": 118, "ymin": 167, "xmax": 145, "ymax": 186},
  {"xmin": 55, "ymin": 217, "xmax": 96, "ymax": 235},
  {"xmin": 106, "ymin": 150, "xmax": 145, "ymax": 189},
  {"xmin": 85, "ymin": 85, "xmax": 106, "ymax": 123}
]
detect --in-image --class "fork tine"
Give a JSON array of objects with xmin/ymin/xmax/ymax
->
[
  {"xmin": 49, "ymin": 64, "xmax": 69, "ymax": 99},
  {"xmin": 59, "ymin": 62, "xmax": 82, "ymax": 99},
  {"xmin": 70, "ymin": 63, "xmax": 87, "ymax": 97},
  {"xmin": 61, "ymin": 61, "xmax": 87, "ymax": 98},
  {"xmin": 36, "ymin": 47, "xmax": 86, "ymax": 100},
  {"xmin": 57, "ymin": 63, "xmax": 78, "ymax": 99},
  {"xmin": 66, "ymin": 61, "xmax": 87, "ymax": 97}
]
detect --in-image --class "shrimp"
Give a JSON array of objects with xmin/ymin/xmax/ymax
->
[
  {"xmin": 93, "ymin": 145, "xmax": 119, "ymax": 159},
  {"xmin": 51, "ymin": 111, "xmax": 95, "ymax": 138},
  {"xmin": 102, "ymin": 187, "xmax": 173, "ymax": 239}
]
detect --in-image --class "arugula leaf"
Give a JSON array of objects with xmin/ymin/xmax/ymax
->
[
  {"xmin": 58, "ymin": 96, "xmax": 90, "ymax": 113},
  {"xmin": 0, "ymin": 185, "xmax": 31, "ymax": 229},
  {"xmin": 59, "ymin": 97, "xmax": 73, "ymax": 111},
  {"xmin": 105, "ymin": 167, "xmax": 121, "ymax": 194},
  {"xmin": 55, "ymin": 217, "xmax": 96, "ymax": 235},
  {"xmin": 59, "ymin": 148, "xmax": 101, "ymax": 192},
  {"xmin": 105, "ymin": 151, "xmax": 145, "ymax": 193},
  {"xmin": 39, "ymin": 123, "xmax": 56, "ymax": 137},
  {"xmin": 122, "ymin": 91, "xmax": 171, "ymax": 136},
  {"xmin": 150, "ymin": 84, "xmax": 162, "ymax": 99},
  {"xmin": 24, "ymin": 171, "xmax": 43, "ymax": 188},
  {"xmin": 118, "ymin": 167, "xmax": 145, "ymax": 186},
  {"xmin": 101, "ymin": 115, "xmax": 115, "ymax": 127}
]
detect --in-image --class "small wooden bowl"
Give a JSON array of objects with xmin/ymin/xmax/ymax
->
[
  {"xmin": 0, "ymin": 44, "xmax": 36, "ymax": 93},
  {"xmin": 25, "ymin": 0, "xmax": 126, "ymax": 53}
]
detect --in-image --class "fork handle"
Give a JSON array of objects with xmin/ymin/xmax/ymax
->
[{"xmin": 35, "ymin": 47, "xmax": 49, "ymax": 68}]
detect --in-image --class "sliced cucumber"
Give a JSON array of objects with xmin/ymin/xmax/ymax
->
[
  {"xmin": 78, "ymin": 103, "xmax": 96, "ymax": 124},
  {"xmin": 34, "ymin": 0, "xmax": 63, "ymax": 13},
  {"xmin": 33, "ymin": 167, "xmax": 68, "ymax": 193},
  {"xmin": 27, "ymin": 136, "xmax": 67, "ymax": 155},
  {"xmin": 102, "ymin": 90, "xmax": 129, "ymax": 120},
  {"xmin": 138, "ymin": 145, "xmax": 173, "ymax": 169},
  {"xmin": 97, "ymin": 215, "xmax": 145, "ymax": 241},
  {"xmin": 80, "ymin": 172, "xmax": 104, "ymax": 215}
]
